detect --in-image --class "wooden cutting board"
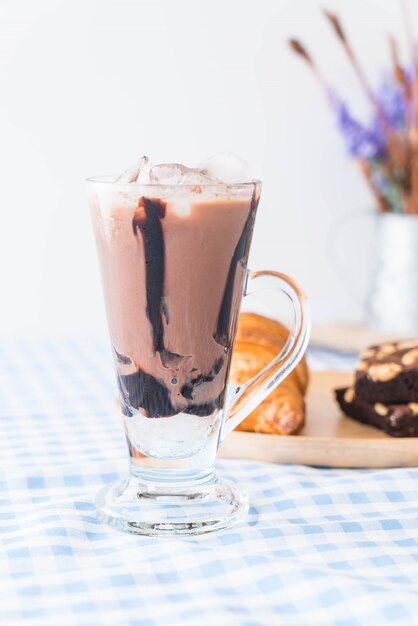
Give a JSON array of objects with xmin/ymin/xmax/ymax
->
[{"xmin": 219, "ymin": 371, "xmax": 418, "ymax": 468}]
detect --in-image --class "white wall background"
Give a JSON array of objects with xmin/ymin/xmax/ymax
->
[{"xmin": 0, "ymin": 0, "xmax": 415, "ymax": 337}]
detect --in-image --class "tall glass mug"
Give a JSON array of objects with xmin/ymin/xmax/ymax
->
[{"xmin": 87, "ymin": 176, "xmax": 310, "ymax": 535}]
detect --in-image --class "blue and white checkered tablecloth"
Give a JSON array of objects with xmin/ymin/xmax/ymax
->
[{"xmin": 1, "ymin": 339, "xmax": 418, "ymax": 626}]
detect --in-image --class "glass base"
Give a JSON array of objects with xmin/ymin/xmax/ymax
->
[{"xmin": 95, "ymin": 471, "xmax": 248, "ymax": 536}]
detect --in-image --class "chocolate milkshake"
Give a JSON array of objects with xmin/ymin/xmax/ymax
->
[{"xmin": 89, "ymin": 157, "xmax": 260, "ymax": 458}]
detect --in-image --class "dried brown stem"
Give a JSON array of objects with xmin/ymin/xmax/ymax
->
[
  {"xmin": 289, "ymin": 39, "xmax": 311, "ymax": 64},
  {"xmin": 324, "ymin": 10, "xmax": 409, "ymax": 179},
  {"xmin": 357, "ymin": 159, "xmax": 389, "ymax": 213},
  {"xmin": 408, "ymin": 156, "xmax": 418, "ymax": 213},
  {"xmin": 288, "ymin": 38, "xmax": 330, "ymax": 97},
  {"xmin": 401, "ymin": 0, "xmax": 417, "ymax": 67},
  {"xmin": 388, "ymin": 34, "xmax": 412, "ymax": 156},
  {"xmin": 388, "ymin": 34, "xmax": 410, "ymax": 95},
  {"xmin": 397, "ymin": 1, "xmax": 418, "ymax": 214},
  {"xmin": 400, "ymin": 0, "xmax": 418, "ymax": 161},
  {"xmin": 323, "ymin": 10, "xmax": 388, "ymax": 129}
]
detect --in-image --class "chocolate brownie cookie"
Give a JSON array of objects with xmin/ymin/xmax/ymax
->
[
  {"xmin": 336, "ymin": 387, "xmax": 418, "ymax": 437},
  {"xmin": 354, "ymin": 339, "xmax": 418, "ymax": 404}
]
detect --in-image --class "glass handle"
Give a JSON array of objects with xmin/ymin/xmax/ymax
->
[{"xmin": 220, "ymin": 269, "xmax": 311, "ymax": 441}]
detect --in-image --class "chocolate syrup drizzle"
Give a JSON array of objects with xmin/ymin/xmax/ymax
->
[
  {"xmin": 118, "ymin": 369, "xmax": 176, "ymax": 417},
  {"xmin": 132, "ymin": 198, "xmax": 166, "ymax": 353},
  {"xmin": 180, "ymin": 357, "xmax": 224, "ymax": 400},
  {"xmin": 117, "ymin": 188, "xmax": 258, "ymax": 419},
  {"xmin": 214, "ymin": 189, "xmax": 259, "ymax": 347}
]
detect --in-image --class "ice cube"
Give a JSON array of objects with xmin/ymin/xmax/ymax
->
[
  {"xmin": 197, "ymin": 153, "xmax": 252, "ymax": 184},
  {"xmin": 117, "ymin": 155, "xmax": 151, "ymax": 184},
  {"xmin": 179, "ymin": 170, "xmax": 219, "ymax": 186},
  {"xmin": 150, "ymin": 163, "xmax": 217, "ymax": 186},
  {"xmin": 149, "ymin": 163, "xmax": 187, "ymax": 185}
]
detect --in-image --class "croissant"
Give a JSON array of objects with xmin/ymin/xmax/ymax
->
[{"xmin": 229, "ymin": 313, "xmax": 309, "ymax": 435}]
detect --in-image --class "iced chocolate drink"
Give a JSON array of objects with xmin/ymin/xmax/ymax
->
[
  {"xmin": 88, "ymin": 154, "xmax": 310, "ymax": 535},
  {"xmin": 89, "ymin": 155, "xmax": 260, "ymax": 458}
]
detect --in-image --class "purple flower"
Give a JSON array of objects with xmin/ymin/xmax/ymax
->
[
  {"xmin": 330, "ymin": 94, "xmax": 384, "ymax": 159},
  {"xmin": 330, "ymin": 72, "xmax": 408, "ymax": 161},
  {"xmin": 376, "ymin": 72, "xmax": 407, "ymax": 131}
]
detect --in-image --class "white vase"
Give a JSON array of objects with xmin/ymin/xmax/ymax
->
[{"xmin": 366, "ymin": 213, "xmax": 418, "ymax": 336}]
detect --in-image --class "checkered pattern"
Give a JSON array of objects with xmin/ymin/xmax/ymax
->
[{"xmin": 1, "ymin": 339, "xmax": 417, "ymax": 626}]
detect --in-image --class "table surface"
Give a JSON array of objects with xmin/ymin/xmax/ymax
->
[{"xmin": 1, "ymin": 338, "xmax": 418, "ymax": 626}]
